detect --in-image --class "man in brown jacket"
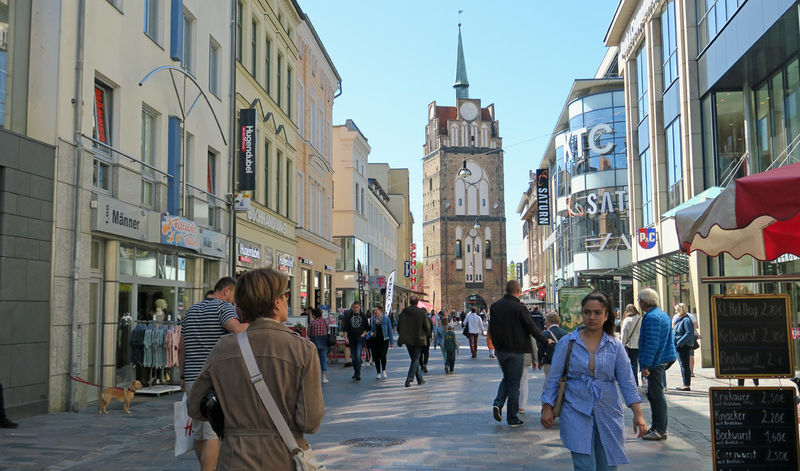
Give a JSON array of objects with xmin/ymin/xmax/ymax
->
[{"xmin": 397, "ymin": 296, "xmax": 431, "ymax": 388}]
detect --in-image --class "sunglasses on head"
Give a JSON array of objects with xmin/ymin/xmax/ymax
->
[{"xmin": 281, "ymin": 288, "xmax": 291, "ymax": 298}]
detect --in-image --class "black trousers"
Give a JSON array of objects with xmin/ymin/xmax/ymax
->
[
  {"xmin": 420, "ymin": 342, "xmax": 430, "ymax": 366},
  {"xmin": 0, "ymin": 384, "xmax": 7, "ymax": 419},
  {"xmin": 371, "ymin": 339, "xmax": 389, "ymax": 373}
]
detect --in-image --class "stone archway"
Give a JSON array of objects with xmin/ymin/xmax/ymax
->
[{"xmin": 464, "ymin": 293, "xmax": 487, "ymax": 313}]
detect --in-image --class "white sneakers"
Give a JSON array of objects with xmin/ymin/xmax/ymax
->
[
  {"xmin": 322, "ymin": 376, "xmax": 329, "ymax": 384},
  {"xmin": 382, "ymin": 371, "xmax": 388, "ymax": 378},
  {"xmin": 377, "ymin": 373, "xmax": 382, "ymax": 379}
]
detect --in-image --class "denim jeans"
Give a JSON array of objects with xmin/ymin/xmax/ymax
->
[
  {"xmin": 444, "ymin": 349, "xmax": 456, "ymax": 372},
  {"xmin": 493, "ymin": 350, "xmax": 524, "ymax": 424},
  {"xmin": 676, "ymin": 346, "xmax": 691, "ymax": 387},
  {"xmin": 646, "ymin": 363, "xmax": 668, "ymax": 434},
  {"xmin": 571, "ymin": 422, "xmax": 617, "ymax": 471},
  {"xmin": 405, "ymin": 345, "xmax": 425, "ymax": 384},
  {"xmin": 348, "ymin": 336, "xmax": 364, "ymax": 377},
  {"xmin": 625, "ymin": 347, "xmax": 639, "ymax": 386},
  {"xmin": 310, "ymin": 335, "xmax": 329, "ymax": 374}
]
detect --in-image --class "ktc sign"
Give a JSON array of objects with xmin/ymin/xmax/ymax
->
[
  {"xmin": 565, "ymin": 123, "xmax": 615, "ymax": 162},
  {"xmin": 638, "ymin": 228, "xmax": 657, "ymax": 249}
]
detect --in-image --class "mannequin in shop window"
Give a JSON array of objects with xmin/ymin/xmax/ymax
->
[{"xmin": 154, "ymin": 298, "xmax": 168, "ymax": 322}]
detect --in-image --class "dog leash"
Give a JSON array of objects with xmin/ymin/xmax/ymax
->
[{"xmin": 69, "ymin": 375, "xmax": 124, "ymax": 391}]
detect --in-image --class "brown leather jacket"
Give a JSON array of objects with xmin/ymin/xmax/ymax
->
[{"xmin": 188, "ymin": 317, "xmax": 324, "ymax": 470}]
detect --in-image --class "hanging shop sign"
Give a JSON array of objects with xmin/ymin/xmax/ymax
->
[
  {"xmin": 92, "ymin": 195, "xmax": 147, "ymax": 241},
  {"xmin": 237, "ymin": 238, "xmax": 261, "ymax": 266},
  {"xmin": 566, "ymin": 189, "xmax": 627, "ymax": 217},
  {"xmin": 369, "ymin": 275, "xmax": 387, "ymax": 290},
  {"xmin": 409, "ymin": 243, "xmax": 418, "ymax": 291},
  {"xmin": 200, "ymin": 229, "xmax": 227, "ymax": 259},
  {"xmin": 299, "ymin": 257, "xmax": 313, "ymax": 266},
  {"xmin": 247, "ymin": 206, "xmax": 287, "ymax": 235},
  {"xmin": 536, "ymin": 169, "xmax": 550, "ymax": 226},
  {"xmin": 239, "ymin": 108, "xmax": 257, "ymax": 191},
  {"xmin": 384, "ymin": 271, "xmax": 396, "ymax": 316},
  {"xmin": 638, "ymin": 227, "xmax": 657, "ymax": 249},
  {"xmin": 161, "ymin": 214, "xmax": 200, "ymax": 250},
  {"xmin": 278, "ymin": 252, "xmax": 294, "ymax": 270},
  {"xmin": 234, "ymin": 192, "xmax": 251, "ymax": 211},
  {"xmin": 404, "ymin": 260, "xmax": 411, "ymax": 278}
]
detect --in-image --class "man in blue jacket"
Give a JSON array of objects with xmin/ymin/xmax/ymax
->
[{"xmin": 637, "ymin": 288, "xmax": 677, "ymax": 441}]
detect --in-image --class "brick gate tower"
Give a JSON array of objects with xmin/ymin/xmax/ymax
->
[{"xmin": 422, "ymin": 24, "xmax": 507, "ymax": 313}]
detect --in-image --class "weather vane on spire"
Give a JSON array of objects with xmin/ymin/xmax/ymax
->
[{"xmin": 458, "ymin": 9, "xmax": 463, "ymax": 29}]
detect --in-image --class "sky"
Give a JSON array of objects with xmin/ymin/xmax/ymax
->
[{"xmin": 300, "ymin": 0, "xmax": 619, "ymax": 263}]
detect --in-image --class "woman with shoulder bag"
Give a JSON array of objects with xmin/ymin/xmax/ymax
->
[
  {"xmin": 369, "ymin": 307, "xmax": 394, "ymax": 379},
  {"xmin": 309, "ymin": 307, "xmax": 331, "ymax": 384},
  {"xmin": 672, "ymin": 303, "xmax": 695, "ymax": 391},
  {"xmin": 188, "ymin": 268, "xmax": 325, "ymax": 470},
  {"xmin": 620, "ymin": 304, "xmax": 643, "ymax": 386},
  {"xmin": 541, "ymin": 291, "xmax": 646, "ymax": 470}
]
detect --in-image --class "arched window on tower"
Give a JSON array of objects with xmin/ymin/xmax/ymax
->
[
  {"xmin": 429, "ymin": 178, "xmax": 432, "ymax": 191},
  {"xmin": 466, "ymin": 243, "xmax": 471, "ymax": 253},
  {"xmin": 475, "ymin": 242, "xmax": 480, "ymax": 253},
  {"xmin": 482, "ymin": 198, "xmax": 486, "ymax": 207},
  {"xmin": 455, "ymin": 240, "xmax": 462, "ymax": 258},
  {"xmin": 485, "ymin": 240, "xmax": 492, "ymax": 258}
]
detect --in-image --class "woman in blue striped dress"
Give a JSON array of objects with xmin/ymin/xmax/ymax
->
[{"xmin": 541, "ymin": 291, "xmax": 647, "ymax": 470}]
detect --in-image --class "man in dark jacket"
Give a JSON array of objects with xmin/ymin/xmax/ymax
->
[
  {"xmin": 488, "ymin": 281, "xmax": 552, "ymax": 427},
  {"xmin": 397, "ymin": 296, "xmax": 431, "ymax": 387},
  {"xmin": 343, "ymin": 302, "xmax": 369, "ymax": 381}
]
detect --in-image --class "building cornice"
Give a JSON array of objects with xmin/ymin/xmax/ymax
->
[{"xmin": 296, "ymin": 228, "xmax": 341, "ymax": 254}]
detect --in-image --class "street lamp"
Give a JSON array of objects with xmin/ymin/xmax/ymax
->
[
  {"xmin": 473, "ymin": 218, "xmax": 481, "ymax": 230},
  {"xmin": 457, "ymin": 160, "xmax": 472, "ymax": 178}
]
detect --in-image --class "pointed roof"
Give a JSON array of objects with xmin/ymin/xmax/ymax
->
[{"xmin": 454, "ymin": 24, "xmax": 469, "ymax": 99}]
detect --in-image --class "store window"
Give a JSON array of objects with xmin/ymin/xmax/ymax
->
[
  {"xmin": 636, "ymin": 45, "xmax": 649, "ymax": 123},
  {"xmin": 93, "ymin": 81, "xmax": 113, "ymax": 191},
  {"xmin": 665, "ymin": 118, "xmax": 683, "ymax": 210},
  {"xmin": 300, "ymin": 268, "xmax": 310, "ymax": 309},
  {"xmin": 705, "ymin": 91, "xmax": 746, "ymax": 185},
  {"xmin": 314, "ymin": 271, "xmax": 321, "ymax": 307},
  {"xmin": 661, "ymin": 0, "xmax": 678, "ymax": 88}
]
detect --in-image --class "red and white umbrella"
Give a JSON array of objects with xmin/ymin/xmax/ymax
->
[{"xmin": 675, "ymin": 162, "xmax": 800, "ymax": 260}]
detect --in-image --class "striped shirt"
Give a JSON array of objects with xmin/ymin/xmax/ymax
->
[
  {"xmin": 181, "ymin": 298, "xmax": 237, "ymax": 382},
  {"xmin": 541, "ymin": 329, "xmax": 641, "ymax": 466}
]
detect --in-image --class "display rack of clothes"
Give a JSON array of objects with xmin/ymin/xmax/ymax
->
[{"xmin": 128, "ymin": 320, "xmax": 182, "ymax": 386}]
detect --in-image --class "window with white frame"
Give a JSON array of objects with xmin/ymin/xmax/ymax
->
[
  {"xmin": 141, "ymin": 106, "xmax": 157, "ymax": 206},
  {"xmin": 235, "ymin": 1, "xmax": 243, "ymax": 62},
  {"xmin": 209, "ymin": 38, "xmax": 220, "ymax": 96},
  {"xmin": 182, "ymin": 10, "xmax": 193, "ymax": 73},
  {"xmin": 207, "ymin": 150, "xmax": 217, "ymax": 227},
  {"xmin": 144, "ymin": 0, "xmax": 159, "ymax": 42},
  {"xmin": 297, "ymin": 172, "xmax": 305, "ymax": 227},
  {"xmin": 297, "ymin": 81, "xmax": 305, "ymax": 137},
  {"xmin": 93, "ymin": 81, "xmax": 113, "ymax": 192},
  {"xmin": 264, "ymin": 36, "xmax": 271, "ymax": 95}
]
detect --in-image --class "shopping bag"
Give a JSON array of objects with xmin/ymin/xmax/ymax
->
[{"xmin": 174, "ymin": 393, "xmax": 195, "ymax": 457}]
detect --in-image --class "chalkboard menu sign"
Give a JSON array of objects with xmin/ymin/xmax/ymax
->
[
  {"xmin": 711, "ymin": 294, "xmax": 794, "ymax": 378},
  {"xmin": 710, "ymin": 387, "xmax": 799, "ymax": 471}
]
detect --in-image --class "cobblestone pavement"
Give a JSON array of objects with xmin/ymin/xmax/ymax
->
[{"xmin": 2, "ymin": 333, "xmax": 790, "ymax": 470}]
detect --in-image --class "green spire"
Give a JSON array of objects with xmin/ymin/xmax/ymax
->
[{"xmin": 454, "ymin": 23, "xmax": 469, "ymax": 99}]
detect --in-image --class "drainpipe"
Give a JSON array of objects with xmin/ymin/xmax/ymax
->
[
  {"xmin": 228, "ymin": 0, "xmax": 238, "ymax": 276},
  {"xmin": 68, "ymin": 0, "xmax": 87, "ymax": 412}
]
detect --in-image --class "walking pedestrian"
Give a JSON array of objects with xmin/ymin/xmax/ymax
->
[
  {"xmin": 685, "ymin": 307, "xmax": 700, "ymax": 376},
  {"xmin": 637, "ymin": 288, "xmax": 677, "ymax": 441},
  {"xmin": 433, "ymin": 312, "xmax": 445, "ymax": 349},
  {"xmin": 187, "ymin": 268, "xmax": 324, "ymax": 470},
  {"xmin": 541, "ymin": 291, "xmax": 647, "ymax": 469},
  {"xmin": 519, "ymin": 333, "xmax": 538, "ymax": 414},
  {"xmin": 0, "ymin": 383, "xmax": 18, "ymax": 428},
  {"xmin": 464, "ymin": 308, "xmax": 484, "ymax": 358},
  {"xmin": 488, "ymin": 281, "xmax": 553, "ymax": 427},
  {"xmin": 343, "ymin": 302, "xmax": 369, "ymax": 381},
  {"xmin": 541, "ymin": 312, "xmax": 569, "ymax": 382},
  {"xmin": 672, "ymin": 303, "xmax": 695, "ymax": 391},
  {"xmin": 397, "ymin": 296, "xmax": 431, "ymax": 387},
  {"xmin": 443, "ymin": 325, "xmax": 459, "ymax": 373},
  {"xmin": 620, "ymin": 304, "xmax": 643, "ymax": 386},
  {"xmin": 369, "ymin": 307, "xmax": 393, "ymax": 379},
  {"xmin": 419, "ymin": 312, "xmax": 434, "ymax": 373},
  {"xmin": 179, "ymin": 277, "xmax": 248, "ymax": 471},
  {"xmin": 308, "ymin": 307, "xmax": 330, "ymax": 384}
]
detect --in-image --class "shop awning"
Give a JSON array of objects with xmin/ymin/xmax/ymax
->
[
  {"xmin": 661, "ymin": 186, "xmax": 724, "ymax": 219},
  {"xmin": 612, "ymin": 252, "xmax": 690, "ymax": 283},
  {"xmin": 675, "ymin": 162, "xmax": 800, "ymax": 260}
]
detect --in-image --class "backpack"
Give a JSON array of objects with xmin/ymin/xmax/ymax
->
[{"xmin": 443, "ymin": 332, "xmax": 457, "ymax": 351}]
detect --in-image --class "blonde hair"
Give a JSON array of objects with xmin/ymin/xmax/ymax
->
[
  {"xmin": 674, "ymin": 303, "xmax": 688, "ymax": 317},
  {"xmin": 235, "ymin": 269, "xmax": 288, "ymax": 322},
  {"xmin": 623, "ymin": 304, "xmax": 640, "ymax": 318}
]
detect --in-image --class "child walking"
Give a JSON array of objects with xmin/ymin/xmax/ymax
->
[{"xmin": 443, "ymin": 325, "xmax": 459, "ymax": 374}]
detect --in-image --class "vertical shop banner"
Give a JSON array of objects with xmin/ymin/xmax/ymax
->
[
  {"xmin": 384, "ymin": 271, "xmax": 396, "ymax": 316},
  {"xmin": 409, "ymin": 243, "xmax": 417, "ymax": 291},
  {"xmin": 357, "ymin": 261, "xmax": 365, "ymax": 306},
  {"xmin": 536, "ymin": 169, "xmax": 550, "ymax": 225},
  {"xmin": 239, "ymin": 109, "xmax": 257, "ymax": 192}
]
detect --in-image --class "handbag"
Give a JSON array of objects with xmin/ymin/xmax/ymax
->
[
  {"xmin": 173, "ymin": 393, "xmax": 195, "ymax": 456},
  {"xmin": 200, "ymin": 389, "xmax": 225, "ymax": 440},
  {"xmin": 326, "ymin": 332, "xmax": 337, "ymax": 348},
  {"xmin": 552, "ymin": 339, "xmax": 575, "ymax": 418},
  {"xmin": 236, "ymin": 332, "xmax": 326, "ymax": 471}
]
